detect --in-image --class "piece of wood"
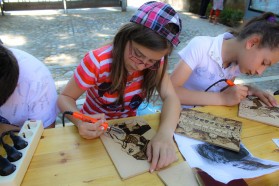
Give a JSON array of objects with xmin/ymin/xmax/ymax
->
[
  {"xmin": 158, "ymin": 161, "xmax": 199, "ymax": 186},
  {"xmin": 175, "ymin": 109, "xmax": 242, "ymax": 152},
  {"xmin": 238, "ymin": 97, "xmax": 279, "ymax": 127},
  {"xmin": 100, "ymin": 117, "xmax": 156, "ymax": 179},
  {"xmin": 0, "ymin": 120, "xmax": 44, "ymax": 186}
]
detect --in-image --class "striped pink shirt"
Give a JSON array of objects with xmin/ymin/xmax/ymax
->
[{"xmin": 74, "ymin": 45, "xmax": 145, "ymax": 119}]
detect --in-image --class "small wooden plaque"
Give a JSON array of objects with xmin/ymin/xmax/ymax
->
[
  {"xmin": 238, "ymin": 97, "xmax": 279, "ymax": 127},
  {"xmin": 158, "ymin": 161, "xmax": 199, "ymax": 186},
  {"xmin": 175, "ymin": 109, "xmax": 242, "ymax": 152},
  {"xmin": 100, "ymin": 118, "xmax": 156, "ymax": 179}
]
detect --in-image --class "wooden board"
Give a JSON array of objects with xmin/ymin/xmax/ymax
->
[
  {"xmin": 100, "ymin": 118, "xmax": 156, "ymax": 179},
  {"xmin": 238, "ymin": 97, "xmax": 279, "ymax": 127},
  {"xmin": 158, "ymin": 161, "xmax": 199, "ymax": 186},
  {"xmin": 175, "ymin": 109, "xmax": 242, "ymax": 152}
]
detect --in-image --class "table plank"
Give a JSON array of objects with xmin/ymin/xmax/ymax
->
[
  {"xmin": 21, "ymin": 97, "xmax": 279, "ymax": 186},
  {"xmin": 22, "ymin": 113, "xmax": 183, "ymax": 186},
  {"xmin": 193, "ymin": 96, "xmax": 279, "ymax": 186}
]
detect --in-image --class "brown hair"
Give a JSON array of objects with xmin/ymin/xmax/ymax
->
[
  {"xmin": 109, "ymin": 22, "xmax": 179, "ymax": 106},
  {"xmin": 231, "ymin": 12, "xmax": 279, "ymax": 49},
  {"xmin": 0, "ymin": 44, "xmax": 19, "ymax": 106}
]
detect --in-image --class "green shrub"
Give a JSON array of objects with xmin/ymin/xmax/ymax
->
[
  {"xmin": 206, "ymin": 3, "xmax": 213, "ymax": 16},
  {"xmin": 219, "ymin": 8, "xmax": 244, "ymax": 27}
]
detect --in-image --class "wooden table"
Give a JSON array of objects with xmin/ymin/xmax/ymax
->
[
  {"xmin": 22, "ymin": 97, "xmax": 279, "ymax": 186},
  {"xmin": 21, "ymin": 114, "xmax": 177, "ymax": 186}
]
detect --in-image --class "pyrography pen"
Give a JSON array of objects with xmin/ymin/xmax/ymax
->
[
  {"xmin": 62, "ymin": 111, "xmax": 109, "ymax": 130},
  {"xmin": 205, "ymin": 79, "xmax": 235, "ymax": 92},
  {"xmin": 225, "ymin": 79, "xmax": 235, "ymax": 87},
  {"xmin": 62, "ymin": 111, "xmax": 124, "ymax": 133}
]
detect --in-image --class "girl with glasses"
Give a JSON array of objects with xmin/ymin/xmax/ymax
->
[{"xmin": 58, "ymin": 1, "xmax": 182, "ymax": 172}]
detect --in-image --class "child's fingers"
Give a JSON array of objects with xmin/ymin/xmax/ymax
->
[
  {"xmin": 89, "ymin": 113, "xmax": 106, "ymax": 120},
  {"xmin": 146, "ymin": 142, "xmax": 152, "ymax": 162},
  {"xmin": 77, "ymin": 121, "xmax": 105, "ymax": 139},
  {"xmin": 150, "ymin": 146, "xmax": 160, "ymax": 173}
]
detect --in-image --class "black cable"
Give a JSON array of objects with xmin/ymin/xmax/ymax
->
[
  {"xmin": 0, "ymin": 131, "xmax": 10, "ymax": 145},
  {"xmin": 192, "ymin": 78, "xmax": 228, "ymax": 108},
  {"xmin": 9, "ymin": 131, "xmax": 28, "ymax": 150},
  {"xmin": 0, "ymin": 155, "xmax": 16, "ymax": 176},
  {"xmin": 0, "ymin": 130, "xmax": 17, "ymax": 176},
  {"xmin": 1, "ymin": 130, "xmax": 22, "ymax": 162},
  {"xmin": 62, "ymin": 111, "xmax": 74, "ymax": 127},
  {"xmin": 204, "ymin": 78, "xmax": 227, "ymax": 92},
  {"xmin": 0, "ymin": 130, "xmax": 19, "ymax": 145}
]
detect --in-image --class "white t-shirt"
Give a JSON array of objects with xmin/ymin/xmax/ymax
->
[
  {"xmin": 0, "ymin": 48, "xmax": 58, "ymax": 128},
  {"xmin": 213, "ymin": 0, "xmax": 223, "ymax": 10},
  {"xmin": 178, "ymin": 32, "xmax": 241, "ymax": 108}
]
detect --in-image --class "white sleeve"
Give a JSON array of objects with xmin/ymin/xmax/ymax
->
[
  {"xmin": 178, "ymin": 37, "xmax": 205, "ymax": 71},
  {"xmin": 27, "ymin": 71, "xmax": 58, "ymax": 128}
]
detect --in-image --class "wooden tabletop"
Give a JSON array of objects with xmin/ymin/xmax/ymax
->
[{"xmin": 22, "ymin": 97, "xmax": 279, "ymax": 186}]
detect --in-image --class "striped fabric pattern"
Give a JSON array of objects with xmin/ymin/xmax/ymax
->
[
  {"xmin": 74, "ymin": 45, "xmax": 145, "ymax": 119},
  {"xmin": 130, "ymin": 1, "xmax": 182, "ymax": 46}
]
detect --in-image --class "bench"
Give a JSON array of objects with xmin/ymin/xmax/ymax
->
[{"xmin": 1, "ymin": 0, "xmax": 127, "ymax": 15}]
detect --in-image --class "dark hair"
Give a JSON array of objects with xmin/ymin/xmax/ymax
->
[
  {"xmin": 231, "ymin": 12, "xmax": 279, "ymax": 49},
  {"xmin": 0, "ymin": 45, "xmax": 19, "ymax": 106},
  {"xmin": 110, "ymin": 22, "xmax": 178, "ymax": 106}
]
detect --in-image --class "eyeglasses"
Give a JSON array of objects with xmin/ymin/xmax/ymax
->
[{"xmin": 128, "ymin": 41, "xmax": 161, "ymax": 71}]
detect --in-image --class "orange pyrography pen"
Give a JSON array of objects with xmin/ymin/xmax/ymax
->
[
  {"xmin": 71, "ymin": 112, "xmax": 109, "ymax": 130},
  {"xmin": 62, "ymin": 111, "xmax": 124, "ymax": 133},
  {"xmin": 225, "ymin": 79, "xmax": 235, "ymax": 87},
  {"xmin": 205, "ymin": 79, "xmax": 235, "ymax": 92}
]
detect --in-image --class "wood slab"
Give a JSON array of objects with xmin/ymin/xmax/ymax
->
[
  {"xmin": 158, "ymin": 161, "xmax": 199, "ymax": 186},
  {"xmin": 175, "ymin": 109, "xmax": 242, "ymax": 152},
  {"xmin": 238, "ymin": 97, "xmax": 279, "ymax": 127},
  {"xmin": 100, "ymin": 118, "xmax": 156, "ymax": 179}
]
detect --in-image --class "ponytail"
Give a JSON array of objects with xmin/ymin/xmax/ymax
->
[{"xmin": 230, "ymin": 12, "xmax": 279, "ymax": 49}]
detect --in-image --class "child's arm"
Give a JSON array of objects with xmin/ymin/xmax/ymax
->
[
  {"xmin": 58, "ymin": 77, "xmax": 106, "ymax": 139},
  {"xmin": 0, "ymin": 123, "xmax": 20, "ymax": 135},
  {"xmin": 146, "ymin": 67, "xmax": 180, "ymax": 173},
  {"xmin": 171, "ymin": 60, "xmax": 248, "ymax": 106},
  {"xmin": 247, "ymin": 85, "xmax": 278, "ymax": 107}
]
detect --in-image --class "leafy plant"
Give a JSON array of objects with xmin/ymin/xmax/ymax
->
[{"xmin": 219, "ymin": 8, "xmax": 244, "ymax": 27}]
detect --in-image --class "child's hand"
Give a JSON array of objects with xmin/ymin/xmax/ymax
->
[
  {"xmin": 221, "ymin": 85, "xmax": 248, "ymax": 106},
  {"xmin": 248, "ymin": 87, "xmax": 278, "ymax": 107},
  {"xmin": 76, "ymin": 114, "xmax": 106, "ymax": 139},
  {"xmin": 146, "ymin": 132, "xmax": 177, "ymax": 173}
]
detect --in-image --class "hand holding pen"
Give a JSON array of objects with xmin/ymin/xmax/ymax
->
[
  {"xmin": 62, "ymin": 111, "xmax": 123, "ymax": 139},
  {"xmin": 220, "ymin": 79, "xmax": 249, "ymax": 106},
  {"xmin": 204, "ymin": 78, "xmax": 248, "ymax": 106},
  {"xmin": 62, "ymin": 111, "xmax": 108, "ymax": 139}
]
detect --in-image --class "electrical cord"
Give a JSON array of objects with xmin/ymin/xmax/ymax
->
[
  {"xmin": 1, "ymin": 130, "xmax": 23, "ymax": 162},
  {"xmin": 192, "ymin": 79, "xmax": 230, "ymax": 108},
  {"xmin": 0, "ymin": 130, "xmax": 19, "ymax": 145},
  {"xmin": 0, "ymin": 155, "xmax": 16, "ymax": 176},
  {"xmin": 204, "ymin": 78, "xmax": 227, "ymax": 92},
  {"xmin": 62, "ymin": 111, "xmax": 74, "ymax": 127}
]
